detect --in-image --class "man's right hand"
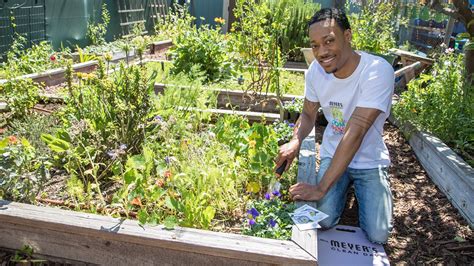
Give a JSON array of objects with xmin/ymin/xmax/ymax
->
[{"xmin": 274, "ymin": 138, "xmax": 301, "ymax": 172}]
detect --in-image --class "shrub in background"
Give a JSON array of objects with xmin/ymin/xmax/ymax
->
[
  {"xmin": 267, "ymin": 0, "xmax": 320, "ymax": 62},
  {"xmin": 349, "ymin": 0, "xmax": 398, "ymax": 55},
  {"xmin": 170, "ymin": 19, "xmax": 233, "ymax": 83},
  {"xmin": 394, "ymin": 50, "xmax": 473, "ymax": 166}
]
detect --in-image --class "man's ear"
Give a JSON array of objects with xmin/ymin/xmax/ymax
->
[{"xmin": 344, "ymin": 29, "xmax": 352, "ymax": 43}]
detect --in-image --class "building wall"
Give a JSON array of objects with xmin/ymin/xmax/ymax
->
[{"xmin": 45, "ymin": 0, "xmax": 121, "ymax": 49}]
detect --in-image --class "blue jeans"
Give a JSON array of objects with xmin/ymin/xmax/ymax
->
[{"xmin": 316, "ymin": 157, "xmax": 393, "ymax": 244}]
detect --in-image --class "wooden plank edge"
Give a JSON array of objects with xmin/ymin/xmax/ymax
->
[
  {"xmin": 389, "ymin": 48, "xmax": 435, "ymax": 64},
  {"xmin": 388, "ymin": 113, "xmax": 474, "ymax": 227},
  {"xmin": 292, "ymin": 129, "xmax": 318, "ymax": 260},
  {"xmin": 0, "ymin": 200, "xmax": 316, "ymax": 265},
  {"xmin": 154, "ymin": 83, "xmax": 304, "ymax": 101},
  {"xmin": 0, "ymin": 61, "xmax": 99, "ymax": 85},
  {"xmin": 408, "ymin": 131, "xmax": 474, "ymax": 227},
  {"xmin": 291, "ymin": 226, "xmax": 318, "ymax": 261}
]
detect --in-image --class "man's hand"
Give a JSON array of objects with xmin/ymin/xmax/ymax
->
[
  {"xmin": 289, "ymin": 182, "xmax": 327, "ymax": 201},
  {"xmin": 274, "ymin": 138, "xmax": 300, "ymax": 172}
]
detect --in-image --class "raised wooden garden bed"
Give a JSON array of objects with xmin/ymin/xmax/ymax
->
[
  {"xmin": 389, "ymin": 48, "xmax": 434, "ymax": 76},
  {"xmin": 0, "ymin": 61, "xmax": 98, "ymax": 87},
  {"xmin": 149, "ymin": 39, "xmax": 173, "ymax": 55},
  {"xmin": 389, "ymin": 115, "xmax": 474, "ymax": 227},
  {"xmin": 0, "ymin": 200, "xmax": 316, "ymax": 265},
  {"xmin": 154, "ymin": 83, "xmax": 290, "ymax": 113}
]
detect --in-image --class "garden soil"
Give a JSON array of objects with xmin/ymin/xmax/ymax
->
[{"xmin": 327, "ymin": 122, "xmax": 474, "ymax": 265}]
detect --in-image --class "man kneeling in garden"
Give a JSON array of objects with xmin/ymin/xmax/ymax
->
[{"xmin": 275, "ymin": 8, "xmax": 394, "ymax": 244}]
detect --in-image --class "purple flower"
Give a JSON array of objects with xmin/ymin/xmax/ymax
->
[
  {"xmin": 264, "ymin": 193, "xmax": 271, "ymax": 200},
  {"xmin": 154, "ymin": 115, "xmax": 163, "ymax": 121},
  {"xmin": 107, "ymin": 150, "xmax": 118, "ymax": 159},
  {"xmin": 119, "ymin": 144, "xmax": 128, "ymax": 150},
  {"xmin": 268, "ymin": 218, "xmax": 277, "ymax": 228},
  {"xmin": 289, "ymin": 123, "xmax": 295, "ymax": 128},
  {"xmin": 165, "ymin": 156, "xmax": 170, "ymax": 165},
  {"xmin": 247, "ymin": 207, "xmax": 260, "ymax": 218},
  {"xmin": 272, "ymin": 190, "xmax": 281, "ymax": 198},
  {"xmin": 249, "ymin": 219, "xmax": 256, "ymax": 226}
]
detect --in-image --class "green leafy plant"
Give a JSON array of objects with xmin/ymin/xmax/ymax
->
[
  {"xmin": 231, "ymin": 0, "xmax": 287, "ymax": 97},
  {"xmin": 154, "ymin": 3, "xmax": 195, "ymax": 41},
  {"xmin": 243, "ymin": 193, "xmax": 296, "ymax": 240},
  {"xmin": 213, "ymin": 115, "xmax": 279, "ymax": 194},
  {"xmin": 0, "ymin": 13, "xmax": 65, "ymax": 78},
  {"xmin": 394, "ymin": 50, "xmax": 473, "ymax": 166},
  {"xmin": 5, "ymin": 113, "xmax": 59, "ymax": 155},
  {"xmin": 0, "ymin": 136, "xmax": 50, "ymax": 203},
  {"xmin": 76, "ymin": 45, "xmax": 98, "ymax": 63},
  {"xmin": 87, "ymin": 4, "xmax": 110, "ymax": 46},
  {"xmin": 112, "ymin": 78, "xmax": 235, "ymax": 229},
  {"xmin": 349, "ymin": 0, "xmax": 398, "ymax": 55},
  {"xmin": 282, "ymin": 98, "xmax": 303, "ymax": 114},
  {"xmin": 272, "ymin": 120, "xmax": 295, "ymax": 145},
  {"xmin": 41, "ymin": 60, "xmax": 158, "ymax": 204},
  {"xmin": 9, "ymin": 245, "xmax": 47, "ymax": 264},
  {"xmin": 170, "ymin": 18, "xmax": 233, "ymax": 83},
  {"xmin": 0, "ymin": 78, "xmax": 40, "ymax": 121}
]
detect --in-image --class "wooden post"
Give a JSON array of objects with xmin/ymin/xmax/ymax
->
[
  {"xmin": 443, "ymin": 17, "xmax": 455, "ymax": 47},
  {"xmin": 291, "ymin": 128, "xmax": 319, "ymax": 261}
]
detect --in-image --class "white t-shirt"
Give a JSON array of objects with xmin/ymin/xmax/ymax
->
[{"xmin": 305, "ymin": 51, "xmax": 394, "ymax": 169}]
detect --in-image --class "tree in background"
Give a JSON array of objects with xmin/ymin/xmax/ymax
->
[{"xmin": 424, "ymin": 0, "xmax": 473, "ymax": 84}]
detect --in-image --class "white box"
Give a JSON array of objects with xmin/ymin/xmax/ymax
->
[{"xmin": 317, "ymin": 225, "xmax": 390, "ymax": 266}]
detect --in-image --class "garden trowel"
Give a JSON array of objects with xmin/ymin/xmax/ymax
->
[{"xmin": 269, "ymin": 160, "xmax": 287, "ymax": 193}]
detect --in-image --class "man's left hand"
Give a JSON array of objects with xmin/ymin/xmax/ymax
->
[{"xmin": 289, "ymin": 183, "xmax": 327, "ymax": 201}]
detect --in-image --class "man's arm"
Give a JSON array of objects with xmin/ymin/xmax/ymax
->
[
  {"xmin": 275, "ymin": 99, "xmax": 320, "ymax": 171},
  {"xmin": 289, "ymin": 107, "xmax": 382, "ymax": 201}
]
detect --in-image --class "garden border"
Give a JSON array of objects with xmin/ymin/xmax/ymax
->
[
  {"xmin": 0, "ymin": 200, "xmax": 317, "ymax": 265},
  {"xmin": 388, "ymin": 115, "xmax": 474, "ymax": 227},
  {"xmin": 0, "ymin": 61, "xmax": 98, "ymax": 87},
  {"xmin": 149, "ymin": 39, "xmax": 173, "ymax": 55}
]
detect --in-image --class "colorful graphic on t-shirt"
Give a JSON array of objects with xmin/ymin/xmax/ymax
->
[{"xmin": 330, "ymin": 101, "xmax": 345, "ymax": 135}]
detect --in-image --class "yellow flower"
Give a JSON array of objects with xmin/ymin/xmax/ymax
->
[
  {"xmin": 214, "ymin": 17, "xmax": 225, "ymax": 24},
  {"xmin": 248, "ymin": 140, "xmax": 256, "ymax": 148},
  {"xmin": 104, "ymin": 53, "xmax": 113, "ymax": 62},
  {"xmin": 76, "ymin": 72, "xmax": 85, "ymax": 79}
]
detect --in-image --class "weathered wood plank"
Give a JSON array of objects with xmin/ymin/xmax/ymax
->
[
  {"xmin": 154, "ymin": 83, "xmax": 304, "ymax": 114},
  {"xmin": 206, "ymin": 108, "xmax": 280, "ymax": 124},
  {"xmin": 0, "ymin": 61, "xmax": 98, "ymax": 87},
  {"xmin": 0, "ymin": 200, "xmax": 316, "ymax": 265},
  {"xmin": 292, "ymin": 128, "xmax": 319, "ymax": 263},
  {"xmin": 408, "ymin": 131, "xmax": 474, "ymax": 226},
  {"xmin": 389, "ymin": 48, "xmax": 433, "ymax": 76},
  {"xmin": 291, "ymin": 226, "xmax": 318, "ymax": 261},
  {"xmin": 150, "ymin": 39, "xmax": 173, "ymax": 55},
  {"xmin": 389, "ymin": 114, "xmax": 474, "ymax": 227},
  {"xmin": 394, "ymin": 61, "xmax": 422, "ymax": 91}
]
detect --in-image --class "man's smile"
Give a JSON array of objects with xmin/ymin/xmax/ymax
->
[{"xmin": 319, "ymin": 56, "xmax": 336, "ymax": 66}]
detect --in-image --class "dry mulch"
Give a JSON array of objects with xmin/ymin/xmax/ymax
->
[{"xmin": 336, "ymin": 122, "xmax": 473, "ymax": 264}]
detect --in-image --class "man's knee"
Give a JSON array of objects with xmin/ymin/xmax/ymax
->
[
  {"xmin": 364, "ymin": 226, "xmax": 390, "ymax": 244},
  {"xmin": 318, "ymin": 214, "xmax": 339, "ymax": 229}
]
